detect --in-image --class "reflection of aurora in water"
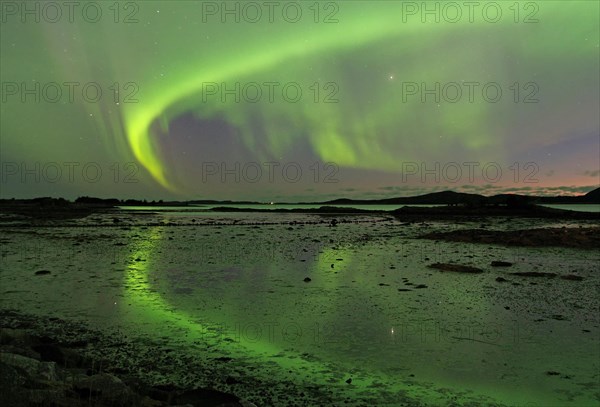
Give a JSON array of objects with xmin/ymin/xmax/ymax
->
[
  {"xmin": 123, "ymin": 227, "xmax": 390, "ymax": 395},
  {"xmin": 120, "ymin": 226, "xmax": 590, "ymax": 406}
]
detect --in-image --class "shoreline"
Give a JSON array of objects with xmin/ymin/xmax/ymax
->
[
  {"xmin": 0, "ymin": 310, "xmax": 250, "ymax": 407},
  {"xmin": 0, "ymin": 310, "xmax": 342, "ymax": 407},
  {"xmin": 1, "ymin": 201, "xmax": 599, "ymax": 222}
]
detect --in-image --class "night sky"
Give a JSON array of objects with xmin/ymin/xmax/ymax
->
[{"xmin": 1, "ymin": 1, "xmax": 598, "ymax": 201}]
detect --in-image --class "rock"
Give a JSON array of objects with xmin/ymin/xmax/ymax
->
[
  {"xmin": 0, "ymin": 345, "xmax": 40, "ymax": 360},
  {"xmin": 428, "ymin": 263, "xmax": 483, "ymax": 274},
  {"xmin": 0, "ymin": 352, "xmax": 58, "ymax": 382},
  {"xmin": 147, "ymin": 384, "xmax": 178, "ymax": 402},
  {"xmin": 303, "ymin": 277, "xmax": 311, "ymax": 282},
  {"xmin": 140, "ymin": 396, "xmax": 163, "ymax": 407},
  {"xmin": 397, "ymin": 288, "xmax": 412, "ymax": 292},
  {"xmin": 495, "ymin": 277, "xmax": 509, "ymax": 282},
  {"xmin": 419, "ymin": 227, "xmax": 600, "ymax": 249},
  {"xmin": 22, "ymin": 388, "xmax": 65, "ymax": 405},
  {"xmin": 74, "ymin": 373, "xmax": 134, "ymax": 404},
  {"xmin": 415, "ymin": 284, "xmax": 428, "ymax": 289},
  {"xmin": 345, "ymin": 378, "xmax": 352, "ymax": 384},
  {"xmin": 491, "ymin": 261, "xmax": 512, "ymax": 267},
  {"xmin": 34, "ymin": 270, "xmax": 51, "ymax": 276},
  {"xmin": 31, "ymin": 344, "xmax": 63, "ymax": 364},
  {"xmin": 0, "ymin": 361, "xmax": 33, "ymax": 407},
  {"xmin": 225, "ymin": 376, "xmax": 242, "ymax": 385},
  {"xmin": 0, "ymin": 329, "xmax": 34, "ymax": 346},
  {"xmin": 32, "ymin": 344, "xmax": 84, "ymax": 368},
  {"xmin": 0, "ymin": 360, "xmax": 29, "ymax": 389},
  {"xmin": 36, "ymin": 360, "xmax": 59, "ymax": 382},
  {"xmin": 139, "ymin": 396, "xmax": 163, "ymax": 407},
  {"xmin": 511, "ymin": 272, "xmax": 556, "ymax": 278},
  {"xmin": 546, "ymin": 371, "xmax": 560, "ymax": 376},
  {"xmin": 175, "ymin": 388, "xmax": 242, "ymax": 406},
  {"xmin": 0, "ymin": 353, "xmax": 41, "ymax": 377},
  {"xmin": 560, "ymin": 274, "xmax": 584, "ymax": 281},
  {"xmin": 213, "ymin": 357, "xmax": 233, "ymax": 362}
]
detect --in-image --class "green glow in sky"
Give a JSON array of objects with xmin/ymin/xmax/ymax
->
[{"xmin": 1, "ymin": 1, "xmax": 598, "ymax": 198}]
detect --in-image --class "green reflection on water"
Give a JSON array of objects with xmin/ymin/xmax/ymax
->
[
  {"xmin": 122, "ymin": 227, "xmax": 392, "ymax": 398},
  {"xmin": 119, "ymin": 226, "xmax": 595, "ymax": 406}
]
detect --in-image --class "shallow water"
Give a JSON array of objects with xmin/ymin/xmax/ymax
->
[
  {"xmin": 1, "ymin": 212, "xmax": 598, "ymax": 406},
  {"xmin": 120, "ymin": 203, "xmax": 600, "ymax": 213},
  {"xmin": 540, "ymin": 204, "xmax": 600, "ymax": 213},
  {"xmin": 118, "ymin": 204, "xmax": 445, "ymax": 212}
]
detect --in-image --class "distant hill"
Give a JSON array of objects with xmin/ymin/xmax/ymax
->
[
  {"xmin": 1, "ymin": 187, "xmax": 598, "ymax": 208},
  {"xmin": 582, "ymin": 187, "xmax": 600, "ymax": 202},
  {"xmin": 523, "ymin": 187, "xmax": 600, "ymax": 204},
  {"xmin": 320, "ymin": 188, "xmax": 600, "ymax": 206},
  {"xmin": 322, "ymin": 191, "xmax": 486, "ymax": 205}
]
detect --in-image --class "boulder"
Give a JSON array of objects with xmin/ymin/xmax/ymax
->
[
  {"xmin": 74, "ymin": 373, "xmax": 135, "ymax": 404},
  {"xmin": 491, "ymin": 261, "xmax": 512, "ymax": 267},
  {"xmin": 428, "ymin": 263, "xmax": 483, "ymax": 274},
  {"xmin": 34, "ymin": 270, "xmax": 51, "ymax": 276},
  {"xmin": 175, "ymin": 388, "xmax": 242, "ymax": 406},
  {"xmin": 511, "ymin": 272, "xmax": 556, "ymax": 278},
  {"xmin": 0, "ymin": 352, "xmax": 59, "ymax": 382}
]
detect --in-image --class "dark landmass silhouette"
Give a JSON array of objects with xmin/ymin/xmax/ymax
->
[
  {"xmin": 0, "ymin": 188, "xmax": 598, "ymax": 220},
  {"xmin": 320, "ymin": 188, "xmax": 600, "ymax": 205},
  {"xmin": 1, "ymin": 187, "xmax": 598, "ymax": 206}
]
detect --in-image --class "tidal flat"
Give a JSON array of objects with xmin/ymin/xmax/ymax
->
[{"xmin": 1, "ymin": 209, "xmax": 599, "ymax": 406}]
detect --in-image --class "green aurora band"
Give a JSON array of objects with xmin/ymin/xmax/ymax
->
[
  {"xmin": 2, "ymin": 1, "xmax": 598, "ymax": 196},
  {"xmin": 122, "ymin": 2, "xmax": 598, "ymax": 191}
]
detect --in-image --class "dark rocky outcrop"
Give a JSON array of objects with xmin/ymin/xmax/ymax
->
[
  {"xmin": 0, "ymin": 313, "xmax": 253, "ymax": 407},
  {"xmin": 419, "ymin": 227, "xmax": 600, "ymax": 249},
  {"xmin": 428, "ymin": 263, "xmax": 484, "ymax": 274}
]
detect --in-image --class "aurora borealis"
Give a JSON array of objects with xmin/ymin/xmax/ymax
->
[{"xmin": 1, "ymin": 1, "xmax": 598, "ymax": 200}]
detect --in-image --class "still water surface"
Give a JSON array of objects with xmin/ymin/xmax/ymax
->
[{"xmin": 1, "ymin": 213, "xmax": 598, "ymax": 405}]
